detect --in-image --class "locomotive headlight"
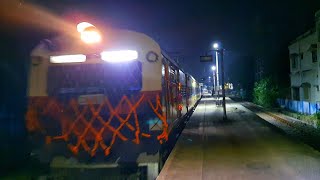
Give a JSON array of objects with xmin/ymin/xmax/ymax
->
[
  {"xmin": 77, "ymin": 22, "xmax": 102, "ymax": 44},
  {"xmin": 101, "ymin": 50, "xmax": 138, "ymax": 63},
  {"xmin": 77, "ymin": 22, "xmax": 94, "ymax": 33},
  {"xmin": 50, "ymin": 54, "xmax": 86, "ymax": 63},
  {"xmin": 80, "ymin": 29, "xmax": 102, "ymax": 44}
]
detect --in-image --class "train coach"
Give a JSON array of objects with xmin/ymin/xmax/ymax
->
[{"xmin": 26, "ymin": 22, "xmax": 201, "ymax": 171}]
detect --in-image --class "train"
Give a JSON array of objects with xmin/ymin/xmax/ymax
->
[{"xmin": 26, "ymin": 22, "xmax": 201, "ymax": 176}]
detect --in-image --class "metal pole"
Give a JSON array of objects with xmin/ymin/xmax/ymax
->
[
  {"xmin": 213, "ymin": 70, "xmax": 216, "ymax": 95},
  {"xmin": 215, "ymin": 51, "xmax": 219, "ymax": 92},
  {"xmin": 220, "ymin": 50, "xmax": 227, "ymax": 120}
]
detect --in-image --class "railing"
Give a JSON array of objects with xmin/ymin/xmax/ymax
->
[{"xmin": 277, "ymin": 99, "xmax": 320, "ymax": 115}]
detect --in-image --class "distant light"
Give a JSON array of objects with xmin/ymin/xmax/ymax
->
[
  {"xmin": 81, "ymin": 30, "xmax": 102, "ymax": 44},
  {"xmin": 50, "ymin": 54, "xmax": 86, "ymax": 63},
  {"xmin": 212, "ymin": 66, "xmax": 216, "ymax": 71},
  {"xmin": 77, "ymin": 22, "xmax": 94, "ymax": 33},
  {"xmin": 101, "ymin": 50, "xmax": 138, "ymax": 63},
  {"xmin": 213, "ymin": 43, "xmax": 219, "ymax": 49},
  {"xmin": 208, "ymin": 76, "xmax": 211, "ymax": 78},
  {"xmin": 192, "ymin": 81, "xmax": 197, "ymax": 88},
  {"xmin": 229, "ymin": 83, "xmax": 234, "ymax": 90},
  {"xmin": 162, "ymin": 66, "xmax": 165, "ymax": 76}
]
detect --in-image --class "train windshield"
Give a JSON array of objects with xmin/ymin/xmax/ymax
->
[{"xmin": 47, "ymin": 61, "xmax": 142, "ymax": 97}]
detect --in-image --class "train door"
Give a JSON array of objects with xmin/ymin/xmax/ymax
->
[
  {"xmin": 178, "ymin": 70, "xmax": 187, "ymax": 116},
  {"xmin": 185, "ymin": 74, "xmax": 190, "ymax": 112},
  {"xmin": 168, "ymin": 65, "xmax": 178, "ymax": 119},
  {"xmin": 161, "ymin": 60, "xmax": 170, "ymax": 124}
]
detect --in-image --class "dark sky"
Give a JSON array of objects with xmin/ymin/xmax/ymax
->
[{"xmin": 2, "ymin": 0, "xmax": 320, "ymax": 87}]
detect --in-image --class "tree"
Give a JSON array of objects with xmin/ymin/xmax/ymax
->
[{"xmin": 253, "ymin": 77, "xmax": 279, "ymax": 108}]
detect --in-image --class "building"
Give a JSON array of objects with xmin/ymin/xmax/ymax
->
[{"xmin": 289, "ymin": 10, "xmax": 320, "ymax": 102}]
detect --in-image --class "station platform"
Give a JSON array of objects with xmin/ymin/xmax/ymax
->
[{"xmin": 157, "ymin": 97, "xmax": 320, "ymax": 180}]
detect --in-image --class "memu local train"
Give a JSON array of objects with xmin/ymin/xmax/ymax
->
[{"xmin": 26, "ymin": 22, "xmax": 201, "ymax": 168}]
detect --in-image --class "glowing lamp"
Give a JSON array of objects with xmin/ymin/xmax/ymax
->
[
  {"xmin": 101, "ymin": 50, "xmax": 138, "ymax": 63},
  {"xmin": 213, "ymin": 43, "xmax": 219, "ymax": 49},
  {"xmin": 77, "ymin": 22, "xmax": 102, "ymax": 44},
  {"xmin": 77, "ymin": 22, "xmax": 94, "ymax": 33},
  {"xmin": 80, "ymin": 28, "xmax": 102, "ymax": 44},
  {"xmin": 50, "ymin": 54, "xmax": 86, "ymax": 63}
]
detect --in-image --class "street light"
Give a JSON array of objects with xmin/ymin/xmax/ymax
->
[
  {"xmin": 212, "ymin": 42, "xmax": 220, "ymax": 95},
  {"xmin": 213, "ymin": 42, "xmax": 219, "ymax": 49},
  {"xmin": 199, "ymin": 41, "xmax": 226, "ymax": 120},
  {"xmin": 212, "ymin": 65, "xmax": 216, "ymax": 95},
  {"xmin": 212, "ymin": 41, "xmax": 227, "ymax": 120}
]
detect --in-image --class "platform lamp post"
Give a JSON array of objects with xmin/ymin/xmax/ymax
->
[
  {"xmin": 213, "ymin": 43, "xmax": 220, "ymax": 92},
  {"xmin": 199, "ymin": 42, "xmax": 227, "ymax": 119},
  {"xmin": 213, "ymin": 42, "xmax": 227, "ymax": 120},
  {"xmin": 211, "ymin": 65, "xmax": 216, "ymax": 97}
]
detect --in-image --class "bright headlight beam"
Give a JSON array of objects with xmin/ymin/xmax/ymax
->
[
  {"xmin": 80, "ymin": 30, "xmax": 102, "ymax": 44},
  {"xmin": 77, "ymin": 22, "xmax": 102, "ymax": 44},
  {"xmin": 101, "ymin": 50, "xmax": 138, "ymax": 63},
  {"xmin": 50, "ymin": 54, "xmax": 86, "ymax": 63},
  {"xmin": 77, "ymin": 22, "xmax": 94, "ymax": 33}
]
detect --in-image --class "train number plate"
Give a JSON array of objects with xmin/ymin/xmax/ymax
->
[{"xmin": 78, "ymin": 94, "xmax": 105, "ymax": 105}]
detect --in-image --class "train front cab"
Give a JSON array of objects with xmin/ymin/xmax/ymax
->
[{"xmin": 26, "ymin": 29, "xmax": 200, "ymax": 178}]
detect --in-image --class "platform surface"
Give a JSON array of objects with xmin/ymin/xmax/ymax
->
[{"xmin": 157, "ymin": 97, "xmax": 320, "ymax": 180}]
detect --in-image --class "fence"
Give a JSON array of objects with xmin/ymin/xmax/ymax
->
[{"xmin": 277, "ymin": 99, "xmax": 320, "ymax": 115}]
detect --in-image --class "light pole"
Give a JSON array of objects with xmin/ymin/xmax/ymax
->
[
  {"xmin": 213, "ymin": 42, "xmax": 227, "ymax": 120},
  {"xmin": 211, "ymin": 65, "xmax": 216, "ymax": 96},
  {"xmin": 213, "ymin": 43, "xmax": 220, "ymax": 93}
]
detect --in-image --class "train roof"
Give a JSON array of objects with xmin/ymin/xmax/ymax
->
[
  {"xmin": 161, "ymin": 51, "xmax": 179, "ymax": 68},
  {"xmin": 161, "ymin": 50, "xmax": 196, "ymax": 80},
  {"xmin": 31, "ymin": 28, "xmax": 161, "ymax": 58}
]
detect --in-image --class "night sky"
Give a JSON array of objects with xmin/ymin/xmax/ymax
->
[
  {"xmin": 1, "ymin": 0, "xmax": 320, "ymax": 103},
  {"xmin": 2, "ymin": 0, "xmax": 320, "ymax": 77}
]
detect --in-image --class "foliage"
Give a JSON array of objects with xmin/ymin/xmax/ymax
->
[
  {"xmin": 253, "ymin": 77, "xmax": 279, "ymax": 108},
  {"xmin": 314, "ymin": 112, "xmax": 320, "ymax": 127},
  {"xmin": 283, "ymin": 110, "xmax": 317, "ymax": 126},
  {"xmin": 282, "ymin": 110, "xmax": 320, "ymax": 128}
]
